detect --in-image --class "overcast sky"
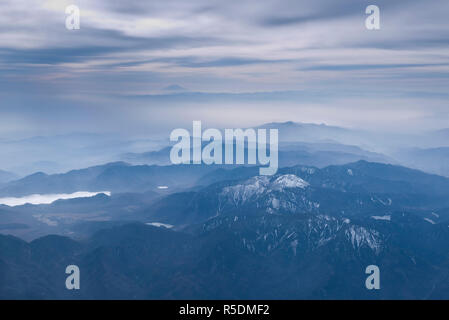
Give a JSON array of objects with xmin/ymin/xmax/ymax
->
[{"xmin": 0, "ymin": 0, "xmax": 448, "ymax": 138}]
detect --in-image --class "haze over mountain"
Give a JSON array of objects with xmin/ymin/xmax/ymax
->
[
  {"xmin": 259, "ymin": 121, "xmax": 449, "ymax": 150},
  {"xmin": 119, "ymin": 121, "xmax": 449, "ymax": 179},
  {"xmin": 121, "ymin": 140, "xmax": 393, "ymax": 168},
  {"xmin": 0, "ymin": 133, "xmax": 167, "ymax": 176},
  {"xmin": 2, "ymin": 121, "xmax": 449, "ymax": 179},
  {"xmin": 0, "ymin": 170, "xmax": 18, "ymax": 185},
  {"xmin": 394, "ymin": 147, "xmax": 449, "ymax": 178}
]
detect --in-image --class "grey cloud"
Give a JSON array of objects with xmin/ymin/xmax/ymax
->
[
  {"xmin": 0, "ymin": 0, "xmax": 448, "ymax": 137},
  {"xmin": 303, "ymin": 63, "xmax": 449, "ymax": 71},
  {"xmin": 0, "ymin": 30, "xmax": 222, "ymax": 65}
]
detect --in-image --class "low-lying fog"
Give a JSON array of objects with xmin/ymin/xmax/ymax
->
[{"xmin": 0, "ymin": 191, "xmax": 111, "ymax": 207}]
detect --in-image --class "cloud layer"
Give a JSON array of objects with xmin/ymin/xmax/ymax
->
[
  {"xmin": 0, "ymin": 191, "xmax": 111, "ymax": 206},
  {"xmin": 0, "ymin": 0, "xmax": 448, "ymax": 136}
]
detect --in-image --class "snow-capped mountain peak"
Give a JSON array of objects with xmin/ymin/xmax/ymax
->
[
  {"xmin": 221, "ymin": 174, "xmax": 309, "ymax": 200},
  {"xmin": 272, "ymin": 174, "xmax": 309, "ymax": 189},
  {"xmin": 219, "ymin": 174, "xmax": 317, "ymax": 214}
]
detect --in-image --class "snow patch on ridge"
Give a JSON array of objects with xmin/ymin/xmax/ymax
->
[
  {"xmin": 146, "ymin": 222, "xmax": 173, "ymax": 229},
  {"xmin": 0, "ymin": 191, "xmax": 111, "ymax": 207},
  {"xmin": 272, "ymin": 174, "xmax": 309, "ymax": 189},
  {"xmin": 221, "ymin": 174, "xmax": 310, "ymax": 205},
  {"xmin": 345, "ymin": 226, "xmax": 382, "ymax": 254},
  {"xmin": 371, "ymin": 215, "xmax": 391, "ymax": 221}
]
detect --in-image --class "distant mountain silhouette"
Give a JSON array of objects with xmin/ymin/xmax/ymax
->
[
  {"xmin": 121, "ymin": 140, "xmax": 393, "ymax": 168},
  {"xmin": 394, "ymin": 147, "xmax": 449, "ymax": 177},
  {"xmin": 0, "ymin": 162, "xmax": 217, "ymax": 197}
]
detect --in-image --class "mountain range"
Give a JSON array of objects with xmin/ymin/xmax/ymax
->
[
  {"xmin": 0, "ymin": 162, "xmax": 217, "ymax": 197},
  {"xmin": 144, "ymin": 161, "xmax": 449, "ymax": 226},
  {"xmin": 2, "ymin": 121, "xmax": 449, "ymax": 179},
  {"xmin": 1, "ymin": 212, "xmax": 448, "ymax": 299},
  {"xmin": 2, "ymin": 122, "xmax": 449, "ymax": 299}
]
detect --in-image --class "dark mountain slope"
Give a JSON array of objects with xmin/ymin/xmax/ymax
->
[{"xmin": 1, "ymin": 217, "xmax": 448, "ymax": 299}]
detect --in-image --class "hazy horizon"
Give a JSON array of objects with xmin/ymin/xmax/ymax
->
[{"xmin": 1, "ymin": 0, "xmax": 449, "ymax": 139}]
